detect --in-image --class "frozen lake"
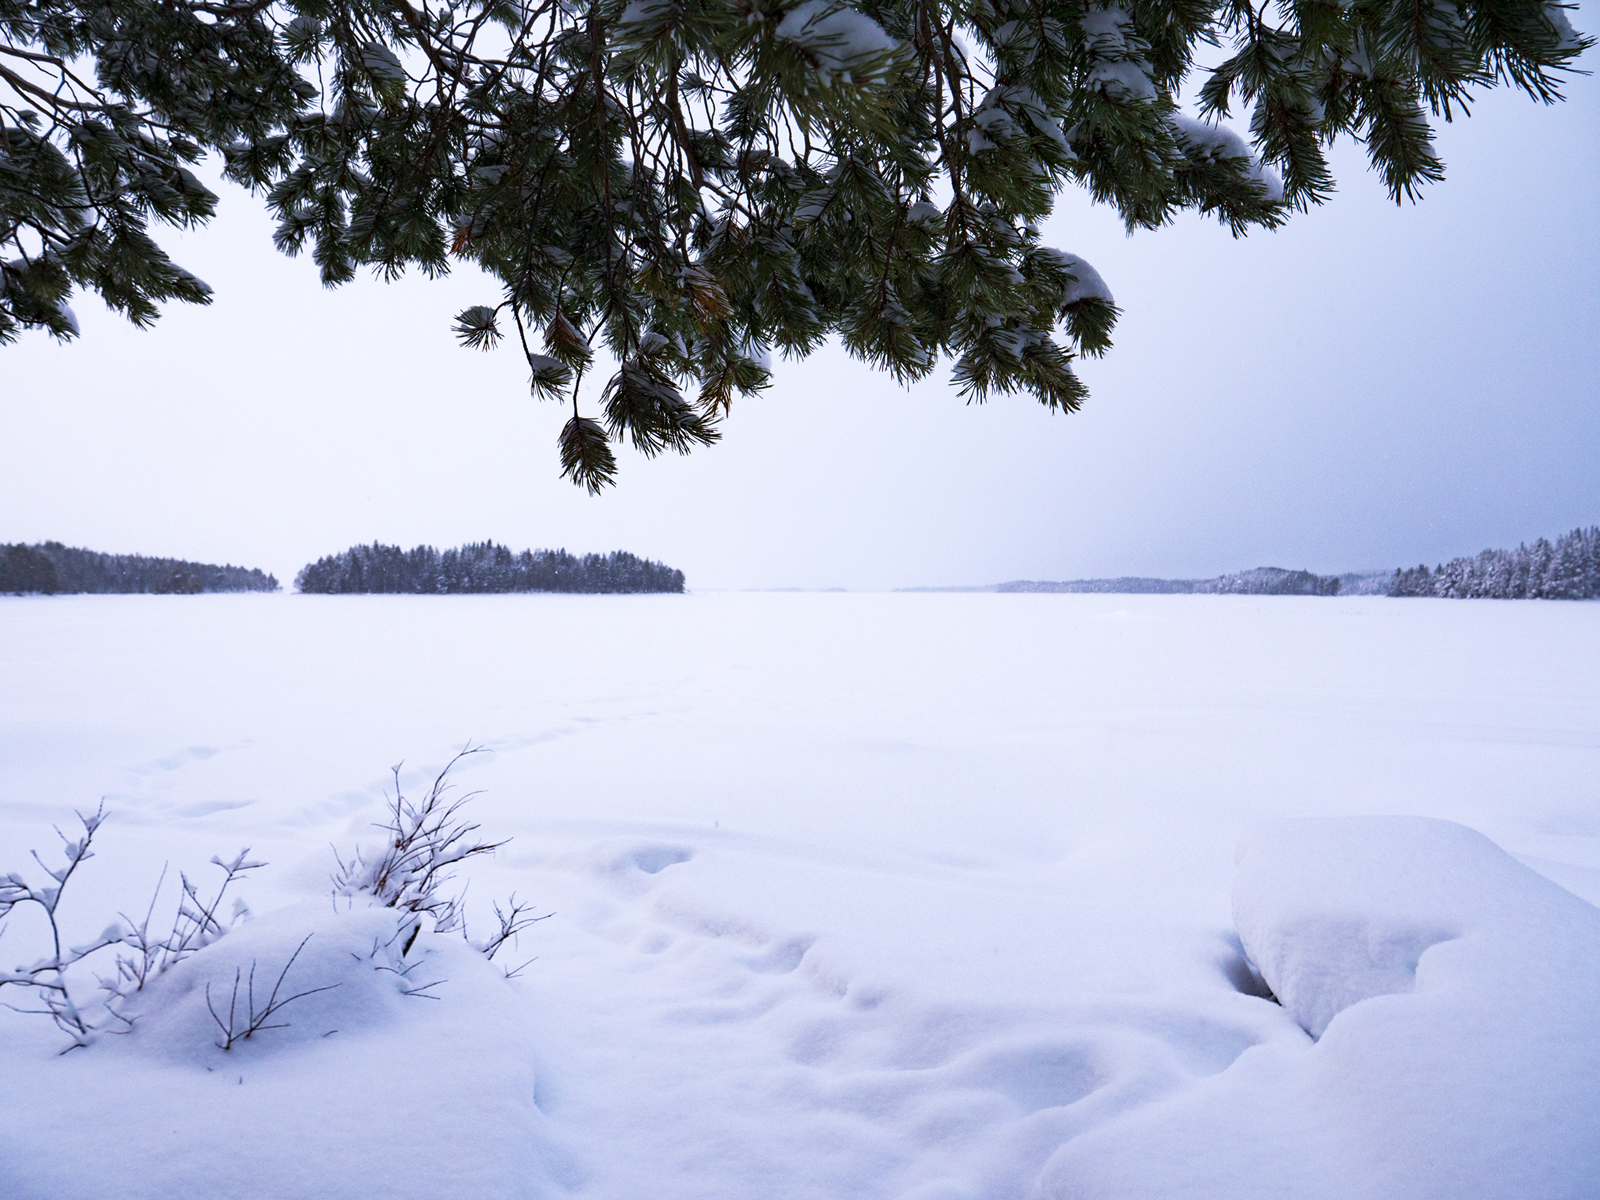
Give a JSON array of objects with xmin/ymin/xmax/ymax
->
[{"xmin": 2, "ymin": 592, "xmax": 1597, "ymax": 1198}]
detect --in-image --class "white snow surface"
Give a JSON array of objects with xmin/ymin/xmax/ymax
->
[
  {"xmin": 1086, "ymin": 59, "xmax": 1155, "ymax": 102},
  {"xmin": 617, "ymin": 0, "xmax": 673, "ymax": 30},
  {"xmin": 1546, "ymin": 2, "xmax": 1584, "ymax": 51},
  {"xmin": 2, "ymin": 592, "xmax": 1598, "ymax": 1199}
]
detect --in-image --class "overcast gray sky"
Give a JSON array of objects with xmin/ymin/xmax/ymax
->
[{"xmin": 4, "ymin": 68, "xmax": 1597, "ymax": 590}]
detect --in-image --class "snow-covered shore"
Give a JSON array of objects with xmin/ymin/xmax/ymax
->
[{"xmin": 2, "ymin": 593, "xmax": 1596, "ymax": 1198}]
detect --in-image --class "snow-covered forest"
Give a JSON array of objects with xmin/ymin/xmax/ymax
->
[
  {"xmin": 1387, "ymin": 526, "xmax": 1600, "ymax": 600},
  {"xmin": 293, "ymin": 542, "xmax": 685, "ymax": 594},
  {"xmin": 0, "ymin": 542, "xmax": 279, "ymax": 594}
]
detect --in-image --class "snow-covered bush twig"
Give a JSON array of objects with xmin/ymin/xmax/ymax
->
[
  {"xmin": 107, "ymin": 849, "xmax": 263, "ymax": 1012},
  {"xmin": 0, "ymin": 805, "xmax": 117, "ymax": 1043},
  {"xmin": 332, "ymin": 745, "xmax": 549, "ymax": 969},
  {"xmin": 332, "ymin": 747, "xmax": 501, "ymax": 934},
  {"xmin": 0, "ymin": 806, "xmax": 262, "ymax": 1048},
  {"xmin": 481, "ymin": 895, "xmax": 546, "ymax": 977},
  {"xmin": 205, "ymin": 934, "xmax": 337, "ymax": 1050}
]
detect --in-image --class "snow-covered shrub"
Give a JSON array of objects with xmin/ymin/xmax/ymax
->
[
  {"xmin": 0, "ymin": 805, "xmax": 262, "ymax": 1048},
  {"xmin": 2, "ymin": 751, "xmax": 543, "ymax": 1053},
  {"xmin": 121, "ymin": 903, "xmax": 470, "ymax": 1065},
  {"xmin": 331, "ymin": 746, "xmax": 545, "ymax": 967},
  {"xmin": 200, "ymin": 933, "xmax": 336, "ymax": 1051}
]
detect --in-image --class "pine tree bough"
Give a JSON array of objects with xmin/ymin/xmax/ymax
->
[{"xmin": 1, "ymin": 0, "xmax": 1588, "ymax": 485}]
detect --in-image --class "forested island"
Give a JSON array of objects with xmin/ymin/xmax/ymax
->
[
  {"xmin": 294, "ymin": 542, "xmax": 685, "ymax": 594},
  {"xmin": 0, "ymin": 542, "xmax": 279, "ymax": 595}
]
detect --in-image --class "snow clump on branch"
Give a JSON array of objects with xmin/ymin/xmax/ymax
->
[{"xmin": 776, "ymin": 1, "xmax": 900, "ymax": 83}]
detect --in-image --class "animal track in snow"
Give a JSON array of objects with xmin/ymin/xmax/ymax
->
[{"xmin": 632, "ymin": 844, "xmax": 693, "ymax": 874}]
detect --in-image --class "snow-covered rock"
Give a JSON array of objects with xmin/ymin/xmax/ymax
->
[{"xmin": 1042, "ymin": 816, "xmax": 1600, "ymax": 1199}]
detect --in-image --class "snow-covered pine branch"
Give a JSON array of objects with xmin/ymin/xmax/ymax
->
[{"xmin": 4, "ymin": 0, "xmax": 1589, "ymax": 483}]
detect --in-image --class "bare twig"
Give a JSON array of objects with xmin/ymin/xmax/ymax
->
[
  {"xmin": 330, "ymin": 745, "xmax": 551, "ymax": 973},
  {"xmin": 204, "ymin": 935, "xmax": 339, "ymax": 1050},
  {"xmin": 331, "ymin": 745, "xmax": 505, "ymax": 934}
]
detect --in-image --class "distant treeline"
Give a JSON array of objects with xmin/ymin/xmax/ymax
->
[
  {"xmin": 1388, "ymin": 527, "xmax": 1599, "ymax": 600},
  {"xmin": 914, "ymin": 527, "xmax": 1600, "ymax": 602},
  {"xmin": 295, "ymin": 541, "xmax": 685, "ymax": 594},
  {"xmin": 995, "ymin": 566, "xmax": 1343, "ymax": 596},
  {"xmin": 1, "ymin": 542, "xmax": 279, "ymax": 595}
]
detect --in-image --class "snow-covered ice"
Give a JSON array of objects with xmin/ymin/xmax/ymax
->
[{"xmin": 1, "ymin": 592, "xmax": 1597, "ymax": 1198}]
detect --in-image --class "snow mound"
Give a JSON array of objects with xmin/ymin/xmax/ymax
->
[
  {"xmin": 120, "ymin": 903, "xmax": 438, "ymax": 1063},
  {"xmin": 1042, "ymin": 817, "xmax": 1600, "ymax": 1199},
  {"xmin": 1237, "ymin": 818, "xmax": 1492, "ymax": 1038},
  {"xmin": 3, "ymin": 902, "xmax": 553, "ymax": 1200}
]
